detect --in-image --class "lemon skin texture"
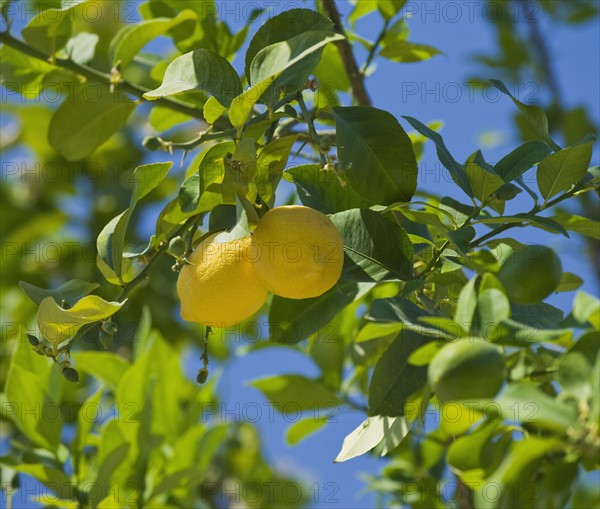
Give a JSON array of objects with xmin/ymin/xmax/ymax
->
[
  {"xmin": 250, "ymin": 206, "xmax": 344, "ymax": 299},
  {"xmin": 497, "ymin": 244, "xmax": 562, "ymax": 305},
  {"xmin": 177, "ymin": 235, "xmax": 268, "ymax": 328},
  {"xmin": 428, "ymin": 339, "xmax": 505, "ymax": 403}
]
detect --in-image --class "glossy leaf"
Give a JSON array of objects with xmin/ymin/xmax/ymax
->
[
  {"xmin": 286, "ymin": 416, "xmax": 328, "ymax": 446},
  {"xmin": 550, "ymin": 212, "xmax": 600, "ymax": 240},
  {"xmin": 255, "ymin": 135, "xmax": 298, "ymax": 206},
  {"xmin": 334, "ymin": 107, "xmax": 418, "ymax": 204},
  {"xmin": 496, "ymin": 383, "xmax": 578, "ymax": 430},
  {"xmin": 490, "ymin": 79, "xmax": 561, "ymax": 151},
  {"xmin": 70, "ymin": 352, "xmax": 130, "ymax": 392},
  {"xmin": 494, "ymin": 141, "xmax": 553, "ymax": 182},
  {"xmin": 97, "ymin": 162, "xmax": 172, "ymax": 281},
  {"xmin": 334, "ymin": 415, "xmax": 405, "ymax": 463},
  {"xmin": 537, "ymin": 138, "xmax": 594, "ymax": 200},
  {"xmin": 110, "ymin": 10, "xmax": 197, "ymax": 69},
  {"xmin": 284, "ymin": 164, "xmax": 370, "ymax": 214},
  {"xmin": 37, "ymin": 295, "xmax": 125, "ymax": 344},
  {"xmin": 464, "ymin": 150, "xmax": 504, "ymax": 204},
  {"xmin": 330, "ymin": 208, "xmax": 414, "ymax": 282},
  {"xmin": 368, "ymin": 332, "xmax": 430, "ymax": 416},
  {"xmin": 21, "ymin": 0, "xmax": 86, "ymax": 54},
  {"xmin": 19, "ymin": 279, "xmax": 99, "ymax": 307},
  {"xmin": 244, "ymin": 8, "xmax": 333, "ymax": 82},
  {"xmin": 230, "ymin": 33, "xmax": 343, "ymax": 129},
  {"xmin": 143, "ymin": 49, "xmax": 242, "ymax": 106},
  {"xmin": 403, "ymin": 115, "xmax": 473, "ymax": 198}
]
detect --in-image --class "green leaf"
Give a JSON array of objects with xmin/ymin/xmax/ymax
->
[
  {"xmin": 368, "ymin": 332, "xmax": 430, "ymax": 416},
  {"xmin": 21, "ymin": 0, "xmax": 86, "ymax": 54},
  {"xmin": 334, "ymin": 415, "xmax": 406, "ymax": 462},
  {"xmin": 494, "ymin": 141, "xmax": 553, "ymax": 182},
  {"xmin": 244, "ymin": 8, "xmax": 333, "ymax": 82},
  {"xmin": 109, "ymin": 10, "xmax": 197, "ymax": 69},
  {"xmin": 48, "ymin": 85, "xmax": 135, "ymax": 161},
  {"xmin": 330, "ymin": 208, "xmax": 414, "ymax": 282},
  {"xmin": 37, "ymin": 295, "xmax": 125, "ymax": 345},
  {"xmin": 230, "ymin": 33, "xmax": 343, "ymax": 129},
  {"xmin": 0, "ymin": 45, "xmax": 72, "ymax": 99},
  {"xmin": 175, "ymin": 141, "xmax": 235, "ymax": 216},
  {"xmin": 496, "ymin": 383, "xmax": 578, "ymax": 430},
  {"xmin": 70, "ymin": 352, "xmax": 130, "ymax": 392},
  {"xmin": 8, "ymin": 463, "xmax": 73, "ymax": 499},
  {"xmin": 5, "ymin": 356, "xmax": 63, "ymax": 451},
  {"xmin": 537, "ymin": 139, "xmax": 594, "ymax": 200},
  {"xmin": 250, "ymin": 30, "xmax": 337, "ymax": 99},
  {"xmin": 64, "ymin": 32, "xmax": 99, "ymax": 65},
  {"xmin": 402, "ymin": 115, "xmax": 473, "ymax": 198},
  {"xmin": 377, "ymin": 0, "xmax": 408, "ymax": 20},
  {"xmin": 490, "ymin": 79, "xmax": 560, "ymax": 151},
  {"xmin": 255, "ymin": 135, "xmax": 298, "ymax": 206},
  {"xmin": 573, "ymin": 291, "xmax": 600, "ymax": 329},
  {"xmin": 475, "ymin": 213, "xmax": 569, "ymax": 237},
  {"xmin": 249, "ymin": 374, "xmax": 340, "ymax": 413},
  {"xmin": 202, "ymin": 96, "xmax": 227, "ymax": 124},
  {"xmin": 485, "ymin": 436, "xmax": 565, "ymax": 489},
  {"xmin": 71, "ymin": 385, "xmax": 103, "ymax": 475},
  {"xmin": 556, "ymin": 272, "xmax": 584, "ymax": 293},
  {"xmin": 558, "ymin": 331, "xmax": 599, "ymax": 399},
  {"xmin": 380, "ymin": 38, "xmax": 441, "ymax": 63},
  {"xmin": 454, "ymin": 276, "xmax": 478, "ymax": 331},
  {"xmin": 549, "ymin": 212, "xmax": 600, "ymax": 240},
  {"xmin": 149, "ymin": 105, "xmax": 194, "ymax": 131},
  {"xmin": 334, "ymin": 107, "xmax": 418, "ymax": 204},
  {"xmin": 478, "ymin": 288, "xmax": 511, "ymax": 335},
  {"xmin": 448, "ymin": 421, "xmax": 508, "ymax": 483},
  {"xmin": 19, "ymin": 279, "xmax": 99, "ymax": 307},
  {"xmin": 284, "ymin": 164, "xmax": 370, "ymax": 214},
  {"xmin": 97, "ymin": 162, "xmax": 172, "ymax": 281},
  {"xmin": 286, "ymin": 416, "xmax": 328, "ymax": 446},
  {"xmin": 143, "ymin": 49, "xmax": 242, "ymax": 107},
  {"xmin": 269, "ymin": 282, "xmax": 359, "ymax": 343},
  {"xmin": 348, "ymin": 1, "xmax": 380, "ymax": 25},
  {"xmin": 464, "ymin": 150, "xmax": 504, "ymax": 204}
]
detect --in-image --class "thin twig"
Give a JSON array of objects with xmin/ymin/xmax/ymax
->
[
  {"xmin": 0, "ymin": 30, "xmax": 226, "ymax": 127},
  {"xmin": 320, "ymin": 0, "xmax": 372, "ymax": 106},
  {"xmin": 117, "ymin": 215, "xmax": 201, "ymax": 301},
  {"xmin": 362, "ymin": 18, "xmax": 391, "ymax": 74}
]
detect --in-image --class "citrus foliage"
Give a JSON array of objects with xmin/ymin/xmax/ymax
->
[{"xmin": 1, "ymin": 1, "xmax": 599, "ymax": 508}]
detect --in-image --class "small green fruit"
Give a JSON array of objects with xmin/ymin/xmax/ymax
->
[
  {"xmin": 142, "ymin": 136, "xmax": 163, "ymax": 151},
  {"xmin": 428, "ymin": 339, "xmax": 505, "ymax": 403},
  {"xmin": 497, "ymin": 244, "xmax": 562, "ymax": 305},
  {"xmin": 168, "ymin": 236, "xmax": 188, "ymax": 259},
  {"xmin": 62, "ymin": 367, "xmax": 80, "ymax": 383},
  {"xmin": 26, "ymin": 333, "xmax": 40, "ymax": 346},
  {"xmin": 99, "ymin": 330, "xmax": 114, "ymax": 349},
  {"xmin": 196, "ymin": 367, "xmax": 209, "ymax": 384},
  {"xmin": 101, "ymin": 321, "xmax": 118, "ymax": 335}
]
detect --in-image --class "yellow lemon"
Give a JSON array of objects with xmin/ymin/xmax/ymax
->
[
  {"xmin": 250, "ymin": 205, "xmax": 344, "ymax": 299},
  {"xmin": 177, "ymin": 234, "xmax": 268, "ymax": 328}
]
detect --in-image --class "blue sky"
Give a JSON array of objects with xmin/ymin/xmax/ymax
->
[{"xmin": 2, "ymin": 2, "xmax": 599, "ymax": 508}]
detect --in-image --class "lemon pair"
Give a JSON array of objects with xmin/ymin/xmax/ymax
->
[{"xmin": 176, "ymin": 206, "xmax": 344, "ymax": 328}]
